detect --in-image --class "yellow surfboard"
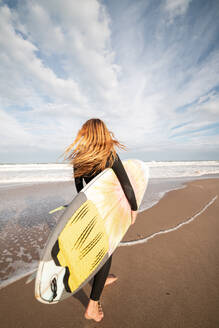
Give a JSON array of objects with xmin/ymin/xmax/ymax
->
[{"xmin": 35, "ymin": 159, "xmax": 149, "ymax": 304}]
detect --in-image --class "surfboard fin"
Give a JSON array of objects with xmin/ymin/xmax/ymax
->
[{"xmin": 49, "ymin": 205, "xmax": 68, "ymax": 214}]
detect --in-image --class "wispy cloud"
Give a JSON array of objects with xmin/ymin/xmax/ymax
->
[{"xmin": 164, "ymin": 0, "xmax": 192, "ymax": 22}]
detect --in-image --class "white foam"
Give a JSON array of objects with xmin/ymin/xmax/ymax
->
[
  {"xmin": 0, "ymin": 163, "xmax": 69, "ymax": 171},
  {"xmin": 0, "ymin": 262, "xmax": 38, "ymax": 290},
  {"xmin": 148, "ymin": 161, "xmax": 219, "ymax": 178},
  {"xmin": 147, "ymin": 160, "xmax": 219, "ymax": 166}
]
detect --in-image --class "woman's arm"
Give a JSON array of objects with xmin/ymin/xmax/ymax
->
[
  {"xmin": 112, "ymin": 155, "xmax": 138, "ymax": 212},
  {"xmin": 131, "ymin": 210, "xmax": 137, "ymax": 225}
]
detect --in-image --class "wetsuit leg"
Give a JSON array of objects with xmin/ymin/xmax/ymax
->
[{"xmin": 90, "ymin": 255, "xmax": 112, "ymax": 301}]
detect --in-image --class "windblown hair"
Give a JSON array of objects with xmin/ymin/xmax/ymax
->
[{"xmin": 64, "ymin": 118, "xmax": 126, "ymax": 177}]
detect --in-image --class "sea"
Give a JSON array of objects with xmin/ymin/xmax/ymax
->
[{"xmin": 0, "ymin": 160, "xmax": 219, "ymax": 289}]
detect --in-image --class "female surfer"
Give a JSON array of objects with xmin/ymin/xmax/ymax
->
[{"xmin": 64, "ymin": 118, "xmax": 138, "ymax": 322}]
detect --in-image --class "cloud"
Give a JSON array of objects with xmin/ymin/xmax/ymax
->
[
  {"xmin": 0, "ymin": 1, "xmax": 120, "ymax": 156},
  {"xmin": 106, "ymin": 1, "xmax": 219, "ymax": 137},
  {"xmin": 15, "ymin": 0, "xmax": 119, "ymax": 100},
  {"xmin": 0, "ymin": 0, "xmax": 219, "ymax": 162},
  {"xmin": 0, "ymin": 5, "xmax": 88, "ymax": 109}
]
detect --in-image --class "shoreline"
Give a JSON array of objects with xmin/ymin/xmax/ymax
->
[
  {"xmin": 121, "ymin": 194, "xmax": 218, "ymax": 246},
  {"xmin": 1, "ymin": 178, "xmax": 219, "ymax": 327},
  {"xmin": 1, "ymin": 177, "xmax": 219, "ymax": 291}
]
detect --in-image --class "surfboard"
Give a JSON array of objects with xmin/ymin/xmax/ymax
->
[{"xmin": 35, "ymin": 159, "xmax": 149, "ymax": 304}]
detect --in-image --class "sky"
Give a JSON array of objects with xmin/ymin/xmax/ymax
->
[{"xmin": 0, "ymin": 0, "xmax": 219, "ymax": 163}]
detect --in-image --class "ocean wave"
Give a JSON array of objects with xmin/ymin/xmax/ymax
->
[{"xmin": 0, "ymin": 161, "xmax": 219, "ymax": 184}]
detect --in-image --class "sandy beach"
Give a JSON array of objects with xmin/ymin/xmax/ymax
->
[{"xmin": 1, "ymin": 178, "xmax": 219, "ymax": 328}]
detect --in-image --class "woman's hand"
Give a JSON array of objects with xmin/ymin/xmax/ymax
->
[{"xmin": 131, "ymin": 210, "xmax": 137, "ymax": 225}]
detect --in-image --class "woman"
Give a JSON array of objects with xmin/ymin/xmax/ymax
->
[{"xmin": 64, "ymin": 118, "xmax": 138, "ymax": 322}]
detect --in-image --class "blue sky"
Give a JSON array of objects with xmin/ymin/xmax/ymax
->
[{"xmin": 0, "ymin": 0, "xmax": 219, "ymax": 162}]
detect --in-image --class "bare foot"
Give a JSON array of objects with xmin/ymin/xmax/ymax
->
[
  {"xmin": 84, "ymin": 300, "xmax": 104, "ymax": 322},
  {"xmin": 104, "ymin": 274, "xmax": 118, "ymax": 287}
]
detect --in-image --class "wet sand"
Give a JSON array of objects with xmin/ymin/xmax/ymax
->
[{"xmin": 1, "ymin": 178, "xmax": 219, "ymax": 327}]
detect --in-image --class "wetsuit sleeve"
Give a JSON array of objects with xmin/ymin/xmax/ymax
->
[
  {"xmin": 74, "ymin": 167, "xmax": 84, "ymax": 193},
  {"xmin": 112, "ymin": 155, "xmax": 138, "ymax": 211}
]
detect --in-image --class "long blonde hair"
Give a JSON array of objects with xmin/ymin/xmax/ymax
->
[{"xmin": 64, "ymin": 118, "xmax": 125, "ymax": 177}]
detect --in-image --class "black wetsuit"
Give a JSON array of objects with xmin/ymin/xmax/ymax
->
[{"xmin": 74, "ymin": 154, "xmax": 137, "ymax": 301}]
